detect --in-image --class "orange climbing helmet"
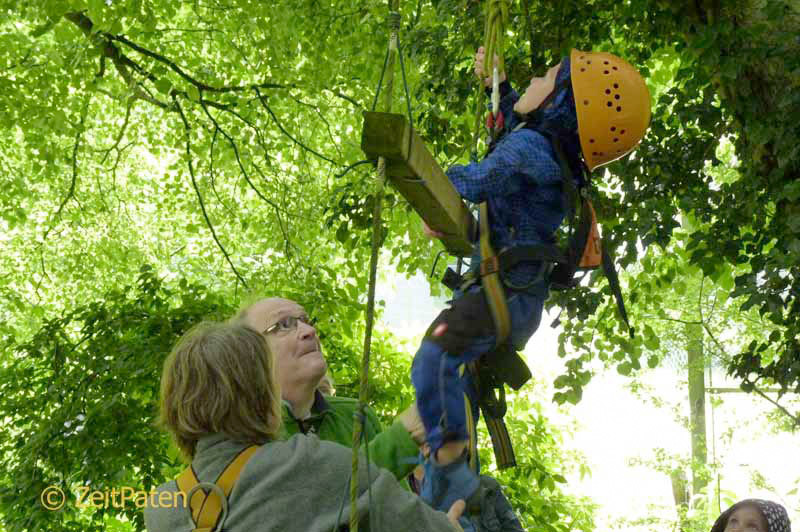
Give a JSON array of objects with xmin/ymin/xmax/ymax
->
[{"xmin": 569, "ymin": 49, "xmax": 651, "ymax": 171}]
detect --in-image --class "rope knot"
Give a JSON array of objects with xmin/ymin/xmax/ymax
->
[{"xmin": 388, "ymin": 11, "xmax": 401, "ymax": 30}]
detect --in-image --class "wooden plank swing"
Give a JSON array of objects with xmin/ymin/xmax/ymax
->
[{"xmin": 360, "ymin": 111, "xmax": 476, "ymax": 257}]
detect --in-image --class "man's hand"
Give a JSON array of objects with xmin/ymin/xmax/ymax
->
[
  {"xmin": 447, "ymin": 500, "xmax": 466, "ymax": 531},
  {"xmin": 396, "ymin": 402, "xmax": 426, "ymax": 446},
  {"xmin": 423, "ymin": 221, "xmax": 446, "ymax": 239},
  {"xmin": 475, "ymin": 46, "xmax": 506, "ymax": 88}
]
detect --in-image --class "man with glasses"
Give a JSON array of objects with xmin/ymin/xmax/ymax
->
[{"xmin": 234, "ymin": 297, "xmax": 424, "ymax": 482}]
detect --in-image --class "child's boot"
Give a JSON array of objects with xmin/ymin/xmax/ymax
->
[{"xmin": 420, "ymin": 453, "xmax": 480, "ymax": 530}]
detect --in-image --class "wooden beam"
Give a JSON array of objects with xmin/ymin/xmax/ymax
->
[{"xmin": 361, "ymin": 112, "xmax": 476, "ymax": 257}]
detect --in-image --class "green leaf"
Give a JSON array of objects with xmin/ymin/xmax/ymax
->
[
  {"xmin": 154, "ymin": 77, "xmax": 173, "ymax": 95},
  {"xmin": 643, "ymin": 324, "xmax": 660, "ymax": 351},
  {"xmin": 187, "ymin": 85, "xmax": 201, "ymax": 102},
  {"xmin": 335, "ymin": 223, "xmax": 349, "ymax": 243}
]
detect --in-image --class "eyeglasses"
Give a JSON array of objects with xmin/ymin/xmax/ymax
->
[{"xmin": 263, "ymin": 315, "xmax": 317, "ymax": 335}]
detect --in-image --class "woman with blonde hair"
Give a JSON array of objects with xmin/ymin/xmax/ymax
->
[{"xmin": 145, "ymin": 322, "xmax": 464, "ymax": 532}]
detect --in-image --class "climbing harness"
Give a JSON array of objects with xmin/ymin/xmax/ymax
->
[
  {"xmin": 453, "ymin": 127, "xmax": 634, "ymax": 471},
  {"xmin": 176, "ymin": 445, "xmax": 260, "ymax": 532}
]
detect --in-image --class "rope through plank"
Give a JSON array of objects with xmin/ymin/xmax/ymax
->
[{"xmin": 349, "ymin": 2, "xmax": 401, "ymax": 531}]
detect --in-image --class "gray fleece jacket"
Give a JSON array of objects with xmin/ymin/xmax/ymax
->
[{"xmin": 144, "ymin": 433, "xmax": 457, "ymax": 532}]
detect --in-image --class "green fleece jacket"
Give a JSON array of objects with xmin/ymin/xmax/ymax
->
[
  {"xmin": 143, "ymin": 433, "xmax": 457, "ymax": 532},
  {"xmin": 281, "ymin": 391, "xmax": 419, "ymax": 481}
]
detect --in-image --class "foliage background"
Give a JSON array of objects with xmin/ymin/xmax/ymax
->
[{"xmin": 1, "ymin": 0, "xmax": 798, "ymax": 530}]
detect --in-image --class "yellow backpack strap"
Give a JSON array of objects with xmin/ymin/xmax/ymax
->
[
  {"xmin": 478, "ymin": 202, "xmax": 511, "ymax": 345},
  {"xmin": 176, "ymin": 445, "xmax": 260, "ymax": 532}
]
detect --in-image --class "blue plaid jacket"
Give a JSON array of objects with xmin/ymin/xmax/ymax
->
[{"xmin": 446, "ymin": 80, "xmax": 569, "ymax": 289}]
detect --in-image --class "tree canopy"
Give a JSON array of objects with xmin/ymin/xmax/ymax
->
[{"xmin": 1, "ymin": 0, "xmax": 799, "ymax": 530}]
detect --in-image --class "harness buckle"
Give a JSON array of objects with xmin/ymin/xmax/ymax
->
[{"xmin": 479, "ymin": 256, "xmax": 500, "ymax": 277}]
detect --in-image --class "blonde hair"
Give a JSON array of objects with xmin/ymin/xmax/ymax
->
[{"xmin": 159, "ymin": 322, "xmax": 282, "ymax": 461}]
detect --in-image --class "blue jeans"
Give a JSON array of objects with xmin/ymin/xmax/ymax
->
[{"xmin": 411, "ymin": 284, "xmax": 545, "ymax": 454}]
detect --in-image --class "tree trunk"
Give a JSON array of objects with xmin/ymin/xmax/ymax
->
[{"xmin": 687, "ymin": 321, "xmax": 708, "ymax": 499}]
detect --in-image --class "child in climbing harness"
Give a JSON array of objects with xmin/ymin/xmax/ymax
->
[{"xmin": 412, "ymin": 45, "xmax": 651, "ymax": 517}]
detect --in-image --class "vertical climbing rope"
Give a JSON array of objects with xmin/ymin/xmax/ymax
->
[
  {"xmin": 349, "ymin": 2, "xmax": 400, "ymax": 531},
  {"xmin": 482, "ymin": 0, "xmax": 509, "ymax": 79},
  {"xmin": 485, "ymin": 0, "xmax": 509, "ymax": 144},
  {"xmin": 472, "ymin": 0, "xmax": 510, "ymax": 157}
]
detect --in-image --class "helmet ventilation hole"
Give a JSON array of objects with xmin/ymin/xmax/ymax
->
[
  {"xmin": 605, "ymin": 89, "xmax": 611, "ymax": 94},
  {"xmin": 607, "ymin": 101, "xmax": 613, "ymax": 107},
  {"xmin": 613, "ymin": 138, "xmax": 619, "ymax": 142},
  {"xmin": 610, "ymin": 126, "xmax": 616, "ymax": 132},
  {"xmin": 615, "ymin": 94, "xmax": 621, "ymax": 100},
  {"xmin": 581, "ymin": 68, "xmax": 586, "ymax": 72},
  {"xmin": 604, "ymin": 60, "xmax": 609, "ymax": 64},
  {"xmin": 621, "ymin": 129, "xmax": 626, "ymax": 134},
  {"xmin": 604, "ymin": 70, "xmax": 610, "ymax": 74},
  {"xmin": 616, "ymin": 106, "xmax": 622, "ymax": 112},
  {"xmin": 612, "ymin": 66, "xmax": 618, "ymax": 70},
  {"xmin": 613, "ymin": 83, "xmax": 619, "ymax": 89},
  {"xmin": 583, "ymin": 100, "xmax": 590, "ymax": 105},
  {"xmin": 589, "ymin": 138, "xmax": 595, "ymax": 143}
]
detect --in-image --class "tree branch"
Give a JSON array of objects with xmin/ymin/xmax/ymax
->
[
  {"xmin": 216, "ymin": 106, "xmax": 273, "ymax": 164},
  {"xmin": 100, "ymin": 98, "xmax": 133, "ymax": 164},
  {"xmin": 746, "ymin": 378, "xmax": 800, "ymax": 428},
  {"xmin": 254, "ymin": 87, "xmax": 339, "ymax": 165},
  {"xmin": 325, "ymin": 87, "xmax": 362, "ymax": 109},
  {"xmin": 641, "ymin": 315, "xmax": 703, "ymax": 326},
  {"xmin": 288, "ymin": 93, "xmax": 342, "ymax": 159},
  {"xmin": 701, "ymin": 318, "xmax": 800, "ymax": 427},
  {"xmin": 7, "ymin": 48, "xmax": 34, "ymax": 70},
  {"xmin": 206, "ymin": 128, "xmax": 237, "ymax": 220},
  {"xmin": 198, "ymin": 101, "xmax": 294, "ymax": 250},
  {"xmin": 64, "ymin": 12, "xmax": 154, "ymax": 84},
  {"xmin": 108, "ymin": 33, "xmax": 291, "ymax": 93},
  {"xmin": 173, "ymin": 96, "xmax": 248, "ymax": 288},
  {"xmin": 64, "ymin": 12, "xmax": 174, "ymax": 111},
  {"xmin": 41, "ymin": 107, "xmax": 86, "ymax": 243}
]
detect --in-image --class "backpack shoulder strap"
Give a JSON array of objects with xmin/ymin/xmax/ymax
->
[
  {"xmin": 176, "ymin": 445, "xmax": 260, "ymax": 532},
  {"xmin": 548, "ymin": 136, "xmax": 634, "ymax": 338}
]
